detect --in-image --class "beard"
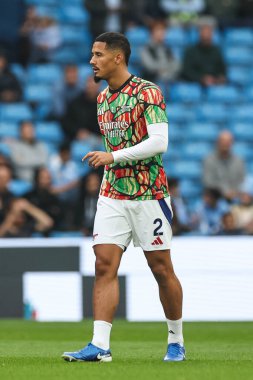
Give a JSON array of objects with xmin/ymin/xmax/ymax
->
[{"xmin": 94, "ymin": 75, "xmax": 101, "ymax": 83}]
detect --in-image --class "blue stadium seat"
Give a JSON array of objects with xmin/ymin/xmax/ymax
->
[
  {"xmin": 230, "ymin": 122, "xmax": 253, "ymax": 142},
  {"xmin": 224, "ymin": 28, "xmax": 253, "ymax": 46},
  {"xmin": 27, "ymin": 64, "xmax": 62, "ymax": 84},
  {"xmin": 168, "ymin": 124, "xmax": 185, "ymax": 142},
  {"xmin": 61, "ymin": 25, "xmax": 91, "ymax": 45},
  {"xmin": 165, "ymin": 27, "xmax": 186, "ymax": 47},
  {"xmin": 245, "ymin": 85, "xmax": 253, "ymax": 101},
  {"xmin": 10, "ymin": 64, "xmax": 27, "ymax": 83},
  {"xmin": 24, "ymin": 84, "xmax": 52, "ymax": 103},
  {"xmin": 181, "ymin": 142, "xmax": 212, "ymax": 160},
  {"xmin": 43, "ymin": 141, "xmax": 59, "ymax": 156},
  {"xmin": 52, "ymin": 47, "xmax": 81, "ymax": 64},
  {"xmin": 227, "ymin": 66, "xmax": 251, "ymax": 85},
  {"xmin": 34, "ymin": 5, "xmax": 60, "ymax": 20},
  {"xmin": 125, "ymin": 27, "xmax": 150, "ymax": 46},
  {"xmin": 233, "ymin": 104, "xmax": 253, "ymax": 122},
  {"xmin": 180, "ymin": 179, "xmax": 203, "ymax": 198},
  {"xmin": 0, "ymin": 142, "xmax": 11, "ymax": 156},
  {"xmin": 71, "ymin": 140, "xmax": 94, "ymax": 162},
  {"xmin": 169, "ymin": 82, "xmax": 202, "ymax": 103},
  {"xmin": 0, "ymin": 122, "xmax": 19, "ymax": 139},
  {"xmin": 8, "ymin": 179, "xmax": 33, "ymax": 196},
  {"xmin": 163, "ymin": 144, "xmax": 183, "ymax": 162},
  {"xmin": 206, "ymin": 85, "xmax": 242, "ymax": 103},
  {"xmin": 167, "ymin": 104, "xmax": 196, "ymax": 123},
  {"xmin": 59, "ymin": 6, "xmax": 89, "ymax": 24},
  {"xmin": 129, "ymin": 46, "xmax": 142, "ymax": 65},
  {"xmin": 224, "ymin": 47, "xmax": 253, "ymax": 65},
  {"xmin": 197, "ymin": 103, "xmax": 229, "ymax": 123},
  {"xmin": 166, "ymin": 160, "xmax": 202, "ymax": 180},
  {"xmin": 26, "ymin": 0, "xmax": 58, "ymax": 5},
  {"xmin": 35, "ymin": 122, "xmax": 64, "ymax": 144},
  {"xmin": 186, "ymin": 123, "xmax": 219, "ymax": 142},
  {"xmin": 0, "ymin": 103, "xmax": 33, "ymax": 122},
  {"xmin": 233, "ymin": 142, "xmax": 253, "ymax": 160},
  {"xmin": 79, "ymin": 64, "xmax": 93, "ymax": 82}
]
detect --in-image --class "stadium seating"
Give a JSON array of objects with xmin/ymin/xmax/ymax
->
[
  {"xmin": 35, "ymin": 122, "xmax": 64, "ymax": 144},
  {"xmin": 233, "ymin": 142, "xmax": 253, "ymax": 160},
  {"xmin": 181, "ymin": 142, "xmax": 212, "ymax": 160},
  {"xmin": 230, "ymin": 122, "xmax": 253, "ymax": 142},
  {"xmin": 224, "ymin": 47, "xmax": 253, "ymax": 66},
  {"xmin": 24, "ymin": 84, "xmax": 52, "ymax": 103},
  {"xmin": 125, "ymin": 27, "xmax": 150, "ymax": 46},
  {"xmin": 227, "ymin": 66, "xmax": 251, "ymax": 86},
  {"xmin": 233, "ymin": 104, "xmax": 253, "ymax": 122},
  {"xmin": 0, "ymin": 122, "xmax": 19, "ymax": 139},
  {"xmin": 186, "ymin": 123, "xmax": 219, "ymax": 142},
  {"xmin": 197, "ymin": 103, "xmax": 229, "ymax": 123},
  {"xmin": 59, "ymin": 6, "xmax": 89, "ymax": 24},
  {"xmin": 0, "ymin": 104, "xmax": 33, "ymax": 122},
  {"xmin": 169, "ymin": 83, "xmax": 202, "ymax": 103},
  {"xmin": 27, "ymin": 64, "xmax": 62, "ymax": 84},
  {"xmin": 166, "ymin": 104, "xmax": 196, "ymax": 123},
  {"xmin": 8, "ymin": 179, "xmax": 33, "ymax": 196},
  {"xmin": 224, "ymin": 28, "xmax": 253, "ymax": 46},
  {"xmin": 206, "ymin": 85, "xmax": 242, "ymax": 103}
]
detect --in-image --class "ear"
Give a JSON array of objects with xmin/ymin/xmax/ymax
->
[{"xmin": 114, "ymin": 52, "xmax": 123, "ymax": 65}]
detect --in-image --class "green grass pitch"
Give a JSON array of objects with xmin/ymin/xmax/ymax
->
[{"xmin": 0, "ymin": 320, "xmax": 252, "ymax": 380}]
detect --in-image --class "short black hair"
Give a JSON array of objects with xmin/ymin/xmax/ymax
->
[{"xmin": 95, "ymin": 32, "xmax": 131, "ymax": 66}]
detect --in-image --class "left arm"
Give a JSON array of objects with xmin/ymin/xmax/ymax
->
[{"xmin": 82, "ymin": 122, "xmax": 168, "ymax": 168}]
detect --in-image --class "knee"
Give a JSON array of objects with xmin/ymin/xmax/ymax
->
[
  {"xmin": 95, "ymin": 257, "xmax": 115, "ymax": 279},
  {"xmin": 149, "ymin": 260, "xmax": 174, "ymax": 284}
]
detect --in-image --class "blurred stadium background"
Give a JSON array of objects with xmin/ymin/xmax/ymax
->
[{"xmin": 0, "ymin": 0, "xmax": 253, "ymax": 328}]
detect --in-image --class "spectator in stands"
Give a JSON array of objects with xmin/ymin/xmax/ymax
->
[
  {"xmin": 140, "ymin": 21, "xmax": 180, "ymax": 83},
  {"xmin": 51, "ymin": 64, "xmax": 83, "ymax": 119},
  {"xmin": 229, "ymin": 182, "xmax": 253, "ymax": 234},
  {"xmin": 85, "ymin": 0, "xmax": 130, "ymax": 38},
  {"xmin": 85, "ymin": 0, "xmax": 108, "ymax": 39},
  {"xmin": 7, "ymin": 120, "xmax": 49, "ymax": 183},
  {"xmin": 204, "ymin": 0, "xmax": 239, "ymax": 28},
  {"xmin": 19, "ymin": 5, "xmax": 38, "ymax": 66},
  {"xmin": 192, "ymin": 187, "xmax": 229, "ymax": 235},
  {"xmin": 0, "ymin": 50, "xmax": 22, "ymax": 102},
  {"xmin": 168, "ymin": 177, "xmax": 192, "ymax": 235},
  {"xmin": 160, "ymin": 0, "xmax": 205, "ymax": 23},
  {"xmin": 0, "ymin": 164, "xmax": 53, "ymax": 237},
  {"xmin": 76, "ymin": 171, "xmax": 102, "ymax": 235},
  {"xmin": 61, "ymin": 76, "xmax": 101, "ymax": 141},
  {"xmin": 238, "ymin": 0, "xmax": 253, "ymax": 26},
  {"xmin": 26, "ymin": 167, "xmax": 63, "ymax": 231},
  {"xmin": 181, "ymin": 23, "xmax": 226, "ymax": 85},
  {"xmin": 0, "ymin": 164, "xmax": 14, "ymax": 228},
  {"xmin": 49, "ymin": 142, "xmax": 80, "ymax": 229},
  {"xmin": 30, "ymin": 16, "xmax": 61, "ymax": 63},
  {"xmin": 220, "ymin": 211, "xmax": 243, "ymax": 235},
  {"xmin": 203, "ymin": 130, "xmax": 245, "ymax": 201}
]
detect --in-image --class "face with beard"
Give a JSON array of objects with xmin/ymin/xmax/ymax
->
[{"xmin": 90, "ymin": 41, "xmax": 123, "ymax": 83}]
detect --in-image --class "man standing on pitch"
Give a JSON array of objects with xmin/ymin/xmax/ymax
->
[{"xmin": 62, "ymin": 32, "xmax": 185, "ymax": 362}]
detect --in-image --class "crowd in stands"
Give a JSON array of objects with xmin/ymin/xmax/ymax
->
[{"xmin": 0, "ymin": 0, "xmax": 253, "ymax": 237}]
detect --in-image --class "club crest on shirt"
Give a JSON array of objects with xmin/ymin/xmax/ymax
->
[{"xmin": 116, "ymin": 105, "xmax": 131, "ymax": 112}]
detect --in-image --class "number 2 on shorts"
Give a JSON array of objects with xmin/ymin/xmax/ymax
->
[{"xmin": 153, "ymin": 218, "xmax": 163, "ymax": 236}]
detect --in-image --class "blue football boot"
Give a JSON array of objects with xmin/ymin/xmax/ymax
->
[
  {"xmin": 163, "ymin": 343, "xmax": 186, "ymax": 362},
  {"xmin": 62, "ymin": 343, "xmax": 112, "ymax": 362}
]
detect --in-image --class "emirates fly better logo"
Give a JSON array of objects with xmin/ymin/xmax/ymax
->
[{"xmin": 99, "ymin": 121, "xmax": 129, "ymax": 138}]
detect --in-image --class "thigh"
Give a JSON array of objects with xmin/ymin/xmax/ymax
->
[
  {"xmin": 128, "ymin": 197, "xmax": 173, "ymax": 251},
  {"xmin": 93, "ymin": 196, "xmax": 132, "ymax": 250}
]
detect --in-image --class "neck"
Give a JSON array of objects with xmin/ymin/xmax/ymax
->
[{"xmin": 107, "ymin": 69, "xmax": 131, "ymax": 91}]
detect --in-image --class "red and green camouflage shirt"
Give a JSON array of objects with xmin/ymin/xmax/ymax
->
[{"xmin": 97, "ymin": 75, "xmax": 169, "ymax": 200}]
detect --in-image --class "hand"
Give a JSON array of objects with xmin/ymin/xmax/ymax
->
[{"xmin": 82, "ymin": 151, "xmax": 114, "ymax": 168}]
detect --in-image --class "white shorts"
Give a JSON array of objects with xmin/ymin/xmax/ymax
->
[{"xmin": 92, "ymin": 196, "xmax": 173, "ymax": 251}]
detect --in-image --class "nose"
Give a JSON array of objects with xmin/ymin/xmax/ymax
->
[{"xmin": 90, "ymin": 56, "xmax": 95, "ymax": 65}]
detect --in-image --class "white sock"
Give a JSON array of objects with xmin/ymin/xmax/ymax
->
[
  {"xmin": 166, "ymin": 318, "xmax": 184, "ymax": 345},
  {"xmin": 91, "ymin": 320, "xmax": 112, "ymax": 350}
]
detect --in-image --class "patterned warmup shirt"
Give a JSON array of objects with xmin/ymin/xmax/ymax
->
[{"xmin": 97, "ymin": 75, "xmax": 169, "ymax": 200}]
